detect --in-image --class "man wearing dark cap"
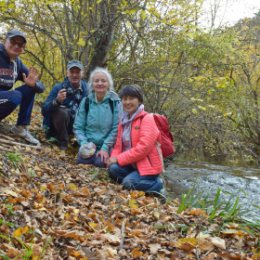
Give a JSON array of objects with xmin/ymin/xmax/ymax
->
[
  {"xmin": 42, "ymin": 60, "xmax": 89, "ymax": 150},
  {"xmin": 0, "ymin": 29, "xmax": 45, "ymax": 145}
]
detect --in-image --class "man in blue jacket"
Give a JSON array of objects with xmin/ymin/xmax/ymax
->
[
  {"xmin": 42, "ymin": 60, "xmax": 89, "ymax": 150},
  {"xmin": 0, "ymin": 29, "xmax": 45, "ymax": 145}
]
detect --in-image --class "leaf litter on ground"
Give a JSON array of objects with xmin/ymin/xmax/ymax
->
[{"xmin": 0, "ymin": 113, "xmax": 259, "ymax": 260}]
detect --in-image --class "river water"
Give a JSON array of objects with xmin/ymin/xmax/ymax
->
[{"xmin": 165, "ymin": 161, "xmax": 260, "ymax": 222}]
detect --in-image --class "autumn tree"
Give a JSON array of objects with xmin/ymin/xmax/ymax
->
[
  {"xmin": 0, "ymin": 0, "xmax": 259, "ymax": 164},
  {"xmin": 0, "ymin": 0, "xmax": 124, "ymax": 82}
]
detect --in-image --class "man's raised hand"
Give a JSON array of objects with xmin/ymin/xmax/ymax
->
[{"xmin": 23, "ymin": 67, "xmax": 39, "ymax": 87}]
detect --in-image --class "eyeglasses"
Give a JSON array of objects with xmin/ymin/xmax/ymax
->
[{"xmin": 9, "ymin": 38, "xmax": 26, "ymax": 48}]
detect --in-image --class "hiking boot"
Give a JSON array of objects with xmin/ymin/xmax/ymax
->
[{"xmin": 11, "ymin": 125, "xmax": 40, "ymax": 145}]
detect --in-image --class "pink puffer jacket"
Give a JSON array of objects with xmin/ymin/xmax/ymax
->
[{"xmin": 111, "ymin": 111, "xmax": 163, "ymax": 176}]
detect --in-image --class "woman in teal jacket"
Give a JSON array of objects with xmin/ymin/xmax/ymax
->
[{"xmin": 73, "ymin": 67, "xmax": 121, "ymax": 167}]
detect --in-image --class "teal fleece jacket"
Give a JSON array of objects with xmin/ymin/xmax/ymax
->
[{"xmin": 73, "ymin": 90, "xmax": 121, "ymax": 152}]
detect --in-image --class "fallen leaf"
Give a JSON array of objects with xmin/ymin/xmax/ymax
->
[
  {"xmin": 128, "ymin": 229, "xmax": 144, "ymax": 238},
  {"xmin": 153, "ymin": 211, "xmax": 160, "ymax": 219},
  {"xmin": 104, "ymin": 246, "xmax": 118, "ymax": 257},
  {"xmin": 131, "ymin": 248, "xmax": 143, "ymax": 258},
  {"xmin": 202, "ymin": 252, "xmax": 218, "ymax": 260},
  {"xmin": 4, "ymin": 245, "xmax": 20, "ymax": 258},
  {"xmin": 174, "ymin": 238, "xmax": 197, "ymax": 251},
  {"xmin": 221, "ymin": 228, "xmax": 247, "ymax": 238},
  {"xmin": 130, "ymin": 190, "xmax": 145, "ymax": 198},
  {"xmin": 0, "ymin": 187, "xmax": 19, "ymax": 197},
  {"xmin": 252, "ymin": 252, "xmax": 260, "ymax": 260},
  {"xmin": 67, "ymin": 183, "xmax": 78, "ymax": 191},
  {"xmin": 74, "ymin": 186, "xmax": 91, "ymax": 197},
  {"xmin": 88, "ymin": 222, "xmax": 98, "ymax": 230},
  {"xmin": 210, "ymin": 237, "xmax": 226, "ymax": 249},
  {"xmin": 128, "ymin": 199, "xmax": 138, "ymax": 209},
  {"xmin": 104, "ymin": 221, "xmax": 116, "ymax": 232},
  {"xmin": 13, "ymin": 226, "xmax": 29, "ymax": 237},
  {"xmin": 101, "ymin": 233, "xmax": 120, "ymax": 245},
  {"xmin": 149, "ymin": 243, "xmax": 161, "ymax": 254},
  {"xmin": 197, "ymin": 237, "xmax": 215, "ymax": 252},
  {"xmin": 189, "ymin": 208, "xmax": 208, "ymax": 217}
]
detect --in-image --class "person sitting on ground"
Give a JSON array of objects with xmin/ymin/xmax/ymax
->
[
  {"xmin": 42, "ymin": 60, "xmax": 89, "ymax": 150},
  {"xmin": 73, "ymin": 67, "xmax": 121, "ymax": 168},
  {"xmin": 107, "ymin": 84, "xmax": 165, "ymax": 194},
  {"xmin": 0, "ymin": 29, "xmax": 45, "ymax": 145}
]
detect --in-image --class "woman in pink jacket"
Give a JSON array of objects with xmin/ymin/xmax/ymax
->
[{"xmin": 107, "ymin": 84, "xmax": 164, "ymax": 194}]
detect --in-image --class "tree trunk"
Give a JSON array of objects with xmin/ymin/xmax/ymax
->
[{"xmin": 85, "ymin": 0, "xmax": 120, "ymax": 79}]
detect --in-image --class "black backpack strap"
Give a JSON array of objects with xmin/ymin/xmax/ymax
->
[
  {"xmin": 84, "ymin": 97, "xmax": 90, "ymax": 116},
  {"xmin": 85, "ymin": 98, "xmax": 116, "ymax": 115},
  {"xmin": 109, "ymin": 99, "xmax": 114, "ymax": 114}
]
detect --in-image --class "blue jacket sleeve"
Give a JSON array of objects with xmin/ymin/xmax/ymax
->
[
  {"xmin": 73, "ymin": 97, "xmax": 88, "ymax": 146},
  {"xmin": 42, "ymin": 84, "xmax": 62, "ymax": 116},
  {"xmin": 34, "ymin": 81, "xmax": 45, "ymax": 93},
  {"xmin": 101, "ymin": 100, "xmax": 121, "ymax": 152}
]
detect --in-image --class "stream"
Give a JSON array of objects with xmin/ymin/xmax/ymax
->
[{"xmin": 165, "ymin": 161, "xmax": 260, "ymax": 222}]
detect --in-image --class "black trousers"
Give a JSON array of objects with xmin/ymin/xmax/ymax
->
[{"xmin": 50, "ymin": 107, "xmax": 73, "ymax": 146}]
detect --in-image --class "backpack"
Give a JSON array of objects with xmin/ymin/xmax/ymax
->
[{"xmin": 152, "ymin": 113, "xmax": 175, "ymax": 158}]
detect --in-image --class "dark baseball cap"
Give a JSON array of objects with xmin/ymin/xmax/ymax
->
[
  {"xmin": 6, "ymin": 29, "xmax": 27, "ymax": 43},
  {"xmin": 67, "ymin": 60, "xmax": 84, "ymax": 70}
]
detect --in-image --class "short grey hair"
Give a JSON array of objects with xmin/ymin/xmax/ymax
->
[{"xmin": 89, "ymin": 67, "xmax": 114, "ymax": 92}]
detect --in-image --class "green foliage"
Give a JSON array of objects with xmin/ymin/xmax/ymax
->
[
  {"xmin": 5, "ymin": 204, "xmax": 14, "ymax": 216},
  {"xmin": 0, "ymin": 252, "xmax": 11, "ymax": 260},
  {"xmin": 0, "ymin": 0, "xmax": 259, "ymax": 164},
  {"xmin": 177, "ymin": 188, "xmax": 242, "ymax": 222},
  {"xmin": 0, "ymin": 218, "xmax": 13, "ymax": 227},
  {"xmin": 6, "ymin": 152, "xmax": 23, "ymax": 168},
  {"xmin": 177, "ymin": 188, "xmax": 197, "ymax": 214}
]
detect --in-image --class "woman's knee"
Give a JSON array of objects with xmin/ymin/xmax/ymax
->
[
  {"xmin": 108, "ymin": 163, "xmax": 123, "ymax": 178},
  {"xmin": 108, "ymin": 163, "xmax": 119, "ymax": 174},
  {"xmin": 122, "ymin": 177, "xmax": 137, "ymax": 190},
  {"xmin": 108, "ymin": 163, "xmax": 124, "ymax": 182}
]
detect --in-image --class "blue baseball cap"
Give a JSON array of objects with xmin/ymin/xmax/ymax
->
[
  {"xmin": 6, "ymin": 29, "xmax": 27, "ymax": 43},
  {"xmin": 67, "ymin": 60, "xmax": 84, "ymax": 70}
]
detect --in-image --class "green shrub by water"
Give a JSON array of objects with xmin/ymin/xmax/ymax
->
[{"xmin": 177, "ymin": 187, "xmax": 242, "ymax": 222}]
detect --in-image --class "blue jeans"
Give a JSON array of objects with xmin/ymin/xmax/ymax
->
[
  {"xmin": 0, "ymin": 85, "xmax": 35, "ymax": 125},
  {"xmin": 108, "ymin": 163, "xmax": 163, "ymax": 192},
  {"xmin": 77, "ymin": 152, "xmax": 105, "ymax": 168}
]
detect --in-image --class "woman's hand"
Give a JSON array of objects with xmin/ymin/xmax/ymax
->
[
  {"xmin": 106, "ymin": 156, "xmax": 118, "ymax": 167},
  {"xmin": 97, "ymin": 150, "xmax": 109, "ymax": 163}
]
